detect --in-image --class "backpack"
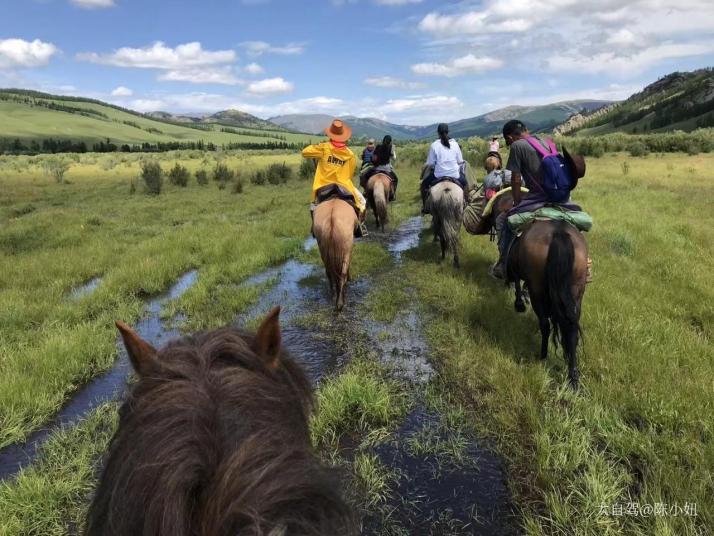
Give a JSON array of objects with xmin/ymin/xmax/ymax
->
[
  {"xmin": 362, "ymin": 148, "xmax": 375, "ymax": 164},
  {"xmin": 525, "ymin": 136, "xmax": 575, "ymax": 203}
]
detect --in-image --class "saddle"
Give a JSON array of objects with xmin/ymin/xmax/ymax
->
[
  {"xmin": 430, "ymin": 176, "xmax": 462, "ymax": 189},
  {"xmin": 315, "ymin": 184, "xmax": 358, "ymax": 214}
]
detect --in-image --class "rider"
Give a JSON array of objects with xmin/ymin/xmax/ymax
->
[
  {"xmin": 490, "ymin": 136, "xmax": 500, "ymax": 152},
  {"xmin": 361, "ymin": 139, "xmax": 376, "ymax": 170},
  {"xmin": 302, "ymin": 119, "xmax": 369, "ymax": 237},
  {"xmin": 490, "ymin": 119, "xmax": 581, "ymax": 279},
  {"xmin": 420, "ymin": 123, "xmax": 467, "ymax": 214},
  {"xmin": 360, "ymin": 135, "xmax": 399, "ymax": 199}
]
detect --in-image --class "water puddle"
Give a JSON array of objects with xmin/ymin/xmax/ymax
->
[
  {"xmin": 365, "ymin": 407, "xmax": 517, "ymax": 535},
  {"xmin": 385, "ymin": 216, "xmax": 424, "ymax": 261},
  {"xmin": 0, "ymin": 270, "xmax": 199, "ymax": 480},
  {"xmin": 69, "ymin": 277, "xmax": 101, "ymax": 299}
]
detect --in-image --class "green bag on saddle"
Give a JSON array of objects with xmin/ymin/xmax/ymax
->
[{"xmin": 507, "ymin": 206, "xmax": 593, "ymax": 233}]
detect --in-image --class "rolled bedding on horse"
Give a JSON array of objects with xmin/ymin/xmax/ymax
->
[{"xmin": 507, "ymin": 206, "xmax": 593, "ymax": 233}]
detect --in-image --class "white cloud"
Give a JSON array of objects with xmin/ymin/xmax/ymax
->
[
  {"xmin": 78, "ymin": 41, "xmax": 235, "ymax": 69},
  {"xmin": 416, "ymin": 1, "xmax": 714, "ymax": 78},
  {"xmin": 240, "ymin": 41, "xmax": 305, "ymax": 57},
  {"xmin": 111, "ymin": 86, "xmax": 133, "ymax": 97},
  {"xmin": 158, "ymin": 67, "xmax": 243, "ymax": 85},
  {"xmin": 128, "ymin": 99, "xmax": 167, "ymax": 112},
  {"xmin": 77, "ymin": 41, "xmax": 244, "ymax": 86},
  {"xmin": 246, "ymin": 77, "xmax": 294, "ymax": 96},
  {"xmin": 548, "ymin": 42, "xmax": 714, "ymax": 75},
  {"xmin": 69, "ymin": 0, "xmax": 115, "ymax": 8},
  {"xmin": 380, "ymin": 94, "xmax": 463, "ymax": 114},
  {"xmin": 364, "ymin": 76, "xmax": 425, "ymax": 89},
  {"xmin": 244, "ymin": 62, "xmax": 265, "ymax": 75},
  {"xmin": 0, "ymin": 38, "xmax": 58, "ymax": 69},
  {"xmin": 412, "ymin": 54, "xmax": 503, "ymax": 77}
]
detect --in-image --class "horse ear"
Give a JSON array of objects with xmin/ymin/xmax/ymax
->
[
  {"xmin": 255, "ymin": 307, "xmax": 282, "ymax": 369},
  {"xmin": 115, "ymin": 321, "xmax": 157, "ymax": 375}
]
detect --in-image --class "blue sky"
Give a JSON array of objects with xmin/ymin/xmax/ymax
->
[{"xmin": 1, "ymin": 0, "xmax": 714, "ymax": 124}]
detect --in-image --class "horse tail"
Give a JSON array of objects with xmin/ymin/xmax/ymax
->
[
  {"xmin": 314, "ymin": 200, "xmax": 354, "ymax": 310},
  {"xmin": 545, "ymin": 222, "xmax": 580, "ymax": 349},
  {"xmin": 430, "ymin": 182, "xmax": 463, "ymax": 256},
  {"xmin": 373, "ymin": 178, "xmax": 389, "ymax": 227}
]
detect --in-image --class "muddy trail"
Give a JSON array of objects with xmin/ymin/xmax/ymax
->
[{"xmin": 0, "ymin": 215, "xmax": 516, "ymax": 534}]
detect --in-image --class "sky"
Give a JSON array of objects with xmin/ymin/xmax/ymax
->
[{"xmin": 1, "ymin": 0, "xmax": 714, "ymax": 125}]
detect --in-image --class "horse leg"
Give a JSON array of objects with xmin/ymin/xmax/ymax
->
[
  {"xmin": 335, "ymin": 276, "xmax": 347, "ymax": 312},
  {"xmin": 564, "ymin": 325, "xmax": 580, "ymax": 389},
  {"xmin": 453, "ymin": 252, "xmax": 460, "ymax": 269},
  {"xmin": 440, "ymin": 235, "xmax": 447, "ymax": 260},
  {"xmin": 539, "ymin": 316, "xmax": 550, "ymax": 360},
  {"xmin": 514, "ymin": 279, "xmax": 527, "ymax": 313}
]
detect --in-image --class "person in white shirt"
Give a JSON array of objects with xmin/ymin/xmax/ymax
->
[
  {"xmin": 420, "ymin": 123, "xmax": 467, "ymax": 213},
  {"xmin": 490, "ymin": 136, "xmax": 500, "ymax": 152}
]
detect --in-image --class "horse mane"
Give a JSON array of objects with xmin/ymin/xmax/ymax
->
[{"xmin": 86, "ymin": 327, "xmax": 354, "ymax": 536}]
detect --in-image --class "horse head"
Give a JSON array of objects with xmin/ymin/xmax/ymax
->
[{"xmin": 87, "ymin": 307, "xmax": 354, "ymax": 535}]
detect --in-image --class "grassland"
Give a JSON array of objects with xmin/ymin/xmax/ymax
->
[
  {"xmin": 1, "ymin": 148, "xmax": 712, "ymax": 535},
  {"xmin": 0, "ymin": 92, "xmax": 313, "ymax": 147}
]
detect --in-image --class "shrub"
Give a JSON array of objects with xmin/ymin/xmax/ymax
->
[
  {"xmin": 267, "ymin": 162, "xmax": 292, "ymax": 185},
  {"xmin": 628, "ymin": 141, "xmax": 649, "ymax": 157},
  {"xmin": 299, "ymin": 158, "xmax": 316, "ymax": 180},
  {"xmin": 168, "ymin": 163, "xmax": 190, "ymax": 187},
  {"xmin": 42, "ymin": 158, "xmax": 71, "ymax": 184},
  {"xmin": 251, "ymin": 169, "xmax": 267, "ymax": 185},
  {"xmin": 213, "ymin": 163, "xmax": 234, "ymax": 185},
  {"xmin": 195, "ymin": 169, "xmax": 208, "ymax": 185},
  {"xmin": 231, "ymin": 178, "xmax": 244, "ymax": 194},
  {"xmin": 141, "ymin": 161, "xmax": 163, "ymax": 195}
]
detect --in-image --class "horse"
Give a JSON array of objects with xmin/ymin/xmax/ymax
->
[
  {"xmin": 312, "ymin": 198, "xmax": 356, "ymax": 311},
  {"xmin": 365, "ymin": 173, "xmax": 392, "ymax": 231},
  {"xmin": 428, "ymin": 180, "xmax": 464, "ymax": 268},
  {"xmin": 86, "ymin": 308, "xmax": 355, "ymax": 536},
  {"xmin": 506, "ymin": 218, "xmax": 588, "ymax": 390}
]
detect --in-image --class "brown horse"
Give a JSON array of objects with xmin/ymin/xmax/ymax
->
[
  {"xmin": 507, "ymin": 220, "xmax": 588, "ymax": 389},
  {"xmin": 86, "ymin": 308, "xmax": 355, "ymax": 536},
  {"xmin": 366, "ymin": 173, "xmax": 392, "ymax": 231},
  {"xmin": 312, "ymin": 199, "xmax": 356, "ymax": 311}
]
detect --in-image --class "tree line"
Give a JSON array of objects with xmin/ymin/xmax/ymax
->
[{"xmin": 0, "ymin": 137, "xmax": 304, "ymax": 155}]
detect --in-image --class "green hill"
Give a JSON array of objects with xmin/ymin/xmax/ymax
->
[
  {"xmin": 555, "ymin": 68, "xmax": 714, "ymax": 136},
  {"xmin": 0, "ymin": 89, "xmax": 313, "ymax": 150}
]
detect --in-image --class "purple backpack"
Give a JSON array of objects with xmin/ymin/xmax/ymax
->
[{"xmin": 526, "ymin": 136, "xmax": 575, "ymax": 203}]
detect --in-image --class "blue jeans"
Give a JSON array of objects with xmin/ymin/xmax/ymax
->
[{"xmin": 497, "ymin": 212, "xmax": 513, "ymax": 264}]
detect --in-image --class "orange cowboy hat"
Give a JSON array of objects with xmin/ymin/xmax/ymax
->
[{"xmin": 324, "ymin": 119, "xmax": 352, "ymax": 142}]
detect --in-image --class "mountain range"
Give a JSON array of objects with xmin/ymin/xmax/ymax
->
[{"xmin": 269, "ymin": 101, "xmax": 611, "ymax": 140}]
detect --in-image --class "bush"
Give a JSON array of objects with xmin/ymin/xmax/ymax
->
[
  {"xmin": 195, "ymin": 169, "xmax": 208, "ymax": 185},
  {"xmin": 231, "ymin": 178, "xmax": 244, "ymax": 194},
  {"xmin": 251, "ymin": 169, "xmax": 267, "ymax": 185},
  {"xmin": 213, "ymin": 163, "xmax": 234, "ymax": 185},
  {"xmin": 168, "ymin": 163, "xmax": 190, "ymax": 187},
  {"xmin": 42, "ymin": 157, "xmax": 71, "ymax": 184},
  {"xmin": 628, "ymin": 141, "xmax": 649, "ymax": 157},
  {"xmin": 299, "ymin": 158, "xmax": 316, "ymax": 180},
  {"xmin": 141, "ymin": 161, "xmax": 163, "ymax": 195},
  {"xmin": 267, "ymin": 162, "xmax": 292, "ymax": 185}
]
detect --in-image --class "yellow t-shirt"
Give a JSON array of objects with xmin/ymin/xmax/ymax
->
[{"xmin": 302, "ymin": 142, "xmax": 363, "ymax": 211}]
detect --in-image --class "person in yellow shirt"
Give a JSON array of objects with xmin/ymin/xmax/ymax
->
[{"xmin": 302, "ymin": 119, "xmax": 368, "ymax": 237}]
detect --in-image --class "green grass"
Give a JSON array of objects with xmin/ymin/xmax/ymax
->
[
  {"xmin": 0, "ymin": 151, "xmax": 318, "ymax": 448},
  {"xmin": 401, "ymin": 152, "xmax": 713, "ymax": 534},
  {"xmin": 0, "ymin": 94, "xmax": 314, "ymax": 147},
  {"xmin": 1, "ymin": 150, "xmax": 712, "ymax": 535},
  {"xmin": 0, "ymin": 404, "xmax": 118, "ymax": 536}
]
